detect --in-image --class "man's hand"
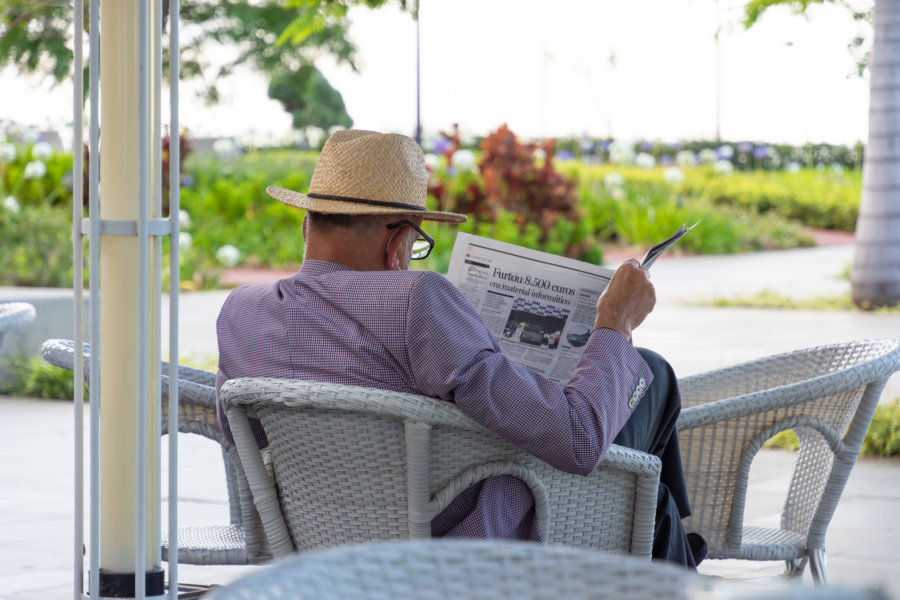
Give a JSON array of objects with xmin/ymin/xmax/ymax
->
[{"xmin": 593, "ymin": 259, "xmax": 656, "ymax": 343}]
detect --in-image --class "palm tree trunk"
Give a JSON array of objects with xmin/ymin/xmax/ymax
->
[{"xmin": 852, "ymin": 0, "xmax": 900, "ymax": 308}]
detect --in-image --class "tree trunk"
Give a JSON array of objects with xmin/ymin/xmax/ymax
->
[{"xmin": 852, "ymin": 0, "xmax": 900, "ymax": 308}]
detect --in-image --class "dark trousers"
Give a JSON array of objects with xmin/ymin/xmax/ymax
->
[{"xmin": 613, "ymin": 348, "xmax": 700, "ymax": 568}]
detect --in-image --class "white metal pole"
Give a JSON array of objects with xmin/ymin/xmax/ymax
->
[
  {"xmin": 136, "ymin": 0, "xmax": 150, "ymax": 595},
  {"xmin": 88, "ymin": 0, "xmax": 100, "ymax": 594},
  {"xmin": 72, "ymin": 0, "xmax": 84, "ymax": 597},
  {"xmin": 167, "ymin": 0, "xmax": 182, "ymax": 593},
  {"xmin": 151, "ymin": 0, "xmax": 164, "ymax": 575}
]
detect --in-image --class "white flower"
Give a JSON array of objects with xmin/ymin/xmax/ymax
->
[
  {"xmin": 787, "ymin": 162, "xmax": 801, "ymax": 174},
  {"xmin": 713, "ymin": 160, "xmax": 734, "ymax": 176},
  {"xmin": 663, "ymin": 166, "xmax": 685, "ymax": 184},
  {"xmin": 610, "ymin": 186, "xmax": 626, "ymax": 201},
  {"xmin": 178, "ymin": 232, "xmax": 193, "ymax": 252},
  {"xmin": 675, "ymin": 150, "xmax": 697, "ymax": 167},
  {"xmin": 24, "ymin": 160, "xmax": 47, "ymax": 179},
  {"xmin": 699, "ymin": 148, "xmax": 717, "ymax": 165},
  {"xmin": 830, "ymin": 163, "xmax": 844, "ymax": 175},
  {"xmin": 423, "ymin": 153, "xmax": 442, "ymax": 170},
  {"xmin": 451, "ymin": 149, "xmax": 476, "ymax": 171},
  {"xmin": 22, "ymin": 127, "xmax": 39, "ymax": 144},
  {"xmin": 216, "ymin": 244, "xmax": 241, "ymax": 267},
  {"xmin": 608, "ymin": 140, "xmax": 635, "ymax": 165},
  {"xmin": 717, "ymin": 145, "xmax": 734, "ymax": 159},
  {"xmin": 603, "ymin": 172, "xmax": 625, "ymax": 191},
  {"xmin": 635, "ymin": 152, "xmax": 656, "ymax": 169},
  {"xmin": 3, "ymin": 195, "xmax": 21, "ymax": 213},
  {"xmin": 31, "ymin": 141, "xmax": 53, "ymax": 160},
  {"xmin": 179, "ymin": 209, "xmax": 192, "ymax": 229},
  {"xmin": 0, "ymin": 142, "xmax": 16, "ymax": 162}
]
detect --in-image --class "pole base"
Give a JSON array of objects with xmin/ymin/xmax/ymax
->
[{"xmin": 92, "ymin": 568, "xmax": 165, "ymax": 598}]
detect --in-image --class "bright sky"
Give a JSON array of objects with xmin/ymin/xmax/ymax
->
[{"xmin": 0, "ymin": 0, "xmax": 872, "ymax": 149}]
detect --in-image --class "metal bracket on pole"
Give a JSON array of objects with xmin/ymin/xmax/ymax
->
[{"xmin": 80, "ymin": 218, "xmax": 173, "ymax": 237}]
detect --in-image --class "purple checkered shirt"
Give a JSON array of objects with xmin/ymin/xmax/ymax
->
[{"xmin": 216, "ymin": 260, "xmax": 653, "ymax": 541}]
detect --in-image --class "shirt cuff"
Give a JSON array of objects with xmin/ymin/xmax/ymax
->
[{"xmin": 584, "ymin": 327, "xmax": 654, "ymax": 409}]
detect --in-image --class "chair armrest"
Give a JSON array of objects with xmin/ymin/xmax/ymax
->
[
  {"xmin": 41, "ymin": 338, "xmax": 217, "ymax": 410},
  {"xmin": 162, "ymin": 361, "xmax": 216, "ymax": 387}
]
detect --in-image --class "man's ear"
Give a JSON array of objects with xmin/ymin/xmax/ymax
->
[{"xmin": 383, "ymin": 224, "xmax": 407, "ymax": 271}]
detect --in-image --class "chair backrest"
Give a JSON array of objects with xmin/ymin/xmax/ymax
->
[
  {"xmin": 677, "ymin": 338, "xmax": 900, "ymax": 551},
  {"xmin": 205, "ymin": 539, "xmax": 696, "ymax": 600},
  {"xmin": 220, "ymin": 378, "xmax": 661, "ymax": 559},
  {"xmin": 39, "ymin": 338, "xmax": 268, "ymax": 563}
]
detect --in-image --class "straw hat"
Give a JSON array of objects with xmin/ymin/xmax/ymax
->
[{"xmin": 266, "ymin": 129, "xmax": 467, "ymax": 224}]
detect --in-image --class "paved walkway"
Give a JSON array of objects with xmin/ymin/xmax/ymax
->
[{"xmin": 2, "ymin": 241, "xmax": 899, "ymax": 598}]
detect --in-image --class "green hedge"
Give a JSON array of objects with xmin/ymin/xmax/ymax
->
[
  {"xmin": 680, "ymin": 168, "xmax": 861, "ymax": 232},
  {"xmin": 561, "ymin": 163, "xmax": 862, "ymax": 234},
  {"xmin": 560, "ymin": 163, "xmax": 817, "ymax": 255}
]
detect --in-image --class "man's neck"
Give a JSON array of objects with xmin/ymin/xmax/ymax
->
[{"xmin": 304, "ymin": 244, "xmax": 385, "ymax": 272}]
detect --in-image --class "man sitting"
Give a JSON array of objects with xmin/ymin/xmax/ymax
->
[{"xmin": 215, "ymin": 129, "xmax": 704, "ymax": 567}]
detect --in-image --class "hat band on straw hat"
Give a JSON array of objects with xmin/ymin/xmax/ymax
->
[{"xmin": 307, "ymin": 192, "xmax": 426, "ymax": 213}]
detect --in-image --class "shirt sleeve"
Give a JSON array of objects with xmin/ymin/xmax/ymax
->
[
  {"xmin": 406, "ymin": 271, "xmax": 653, "ymax": 475},
  {"xmin": 215, "ymin": 287, "xmax": 270, "ymax": 448}
]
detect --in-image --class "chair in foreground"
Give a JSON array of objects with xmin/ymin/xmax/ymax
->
[
  {"xmin": 205, "ymin": 539, "xmax": 696, "ymax": 600},
  {"xmin": 0, "ymin": 301, "xmax": 35, "ymax": 351},
  {"xmin": 676, "ymin": 338, "xmax": 900, "ymax": 584},
  {"xmin": 40, "ymin": 338, "xmax": 270, "ymax": 565},
  {"xmin": 220, "ymin": 379, "xmax": 662, "ymax": 559}
]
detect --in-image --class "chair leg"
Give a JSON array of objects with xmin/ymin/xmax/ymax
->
[
  {"xmin": 784, "ymin": 556, "xmax": 806, "ymax": 578},
  {"xmin": 808, "ymin": 548, "xmax": 830, "ymax": 585}
]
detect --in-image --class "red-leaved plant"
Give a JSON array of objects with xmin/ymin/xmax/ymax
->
[{"xmin": 428, "ymin": 124, "xmax": 581, "ymax": 251}]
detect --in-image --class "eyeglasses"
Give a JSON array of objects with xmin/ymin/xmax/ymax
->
[{"xmin": 386, "ymin": 220, "xmax": 435, "ymax": 260}]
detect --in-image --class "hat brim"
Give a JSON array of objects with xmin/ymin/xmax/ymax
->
[{"xmin": 266, "ymin": 186, "xmax": 467, "ymax": 224}]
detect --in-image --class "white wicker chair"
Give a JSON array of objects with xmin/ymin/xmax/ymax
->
[
  {"xmin": 0, "ymin": 301, "xmax": 35, "ymax": 351},
  {"xmin": 204, "ymin": 539, "xmax": 697, "ymax": 600},
  {"xmin": 39, "ymin": 338, "xmax": 270, "ymax": 565},
  {"xmin": 676, "ymin": 338, "xmax": 900, "ymax": 584},
  {"xmin": 220, "ymin": 379, "xmax": 662, "ymax": 559}
]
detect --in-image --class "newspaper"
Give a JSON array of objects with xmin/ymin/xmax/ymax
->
[
  {"xmin": 445, "ymin": 226, "xmax": 694, "ymax": 384},
  {"xmin": 640, "ymin": 221, "xmax": 699, "ymax": 270}
]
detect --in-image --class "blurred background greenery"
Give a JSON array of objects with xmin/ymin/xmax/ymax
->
[{"xmin": 0, "ymin": 125, "xmax": 863, "ymax": 290}]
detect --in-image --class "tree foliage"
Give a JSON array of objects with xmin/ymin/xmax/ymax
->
[
  {"xmin": 268, "ymin": 65, "xmax": 352, "ymax": 131},
  {"xmin": 0, "ymin": 0, "xmax": 410, "ymax": 128},
  {"xmin": 0, "ymin": 0, "xmax": 73, "ymax": 83},
  {"xmin": 741, "ymin": 0, "xmax": 836, "ymax": 27},
  {"xmin": 741, "ymin": 0, "xmax": 873, "ymax": 75}
]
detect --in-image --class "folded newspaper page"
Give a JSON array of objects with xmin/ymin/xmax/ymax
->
[
  {"xmin": 446, "ymin": 233, "xmax": 615, "ymax": 384},
  {"xmin": 640, "ymin": 221, "xmax": 699, "ymax": 270},
  {"xmin": 445, "ymin": 225, "xmax": 696, "ymax": 384}
]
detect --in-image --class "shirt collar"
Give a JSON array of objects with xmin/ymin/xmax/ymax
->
[{"xmin": 298, "ymin": 259, "xmax": 354, "ymax": 278}]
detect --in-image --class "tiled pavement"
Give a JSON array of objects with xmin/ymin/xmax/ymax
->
[{"xmin": 2, "ymin": 242, "xmax": 899, "ymax": 598}]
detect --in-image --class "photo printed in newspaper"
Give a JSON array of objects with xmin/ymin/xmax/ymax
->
[{"xmin": 446, "ymin": 233, "xmax": 614, "ymax": 385}]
